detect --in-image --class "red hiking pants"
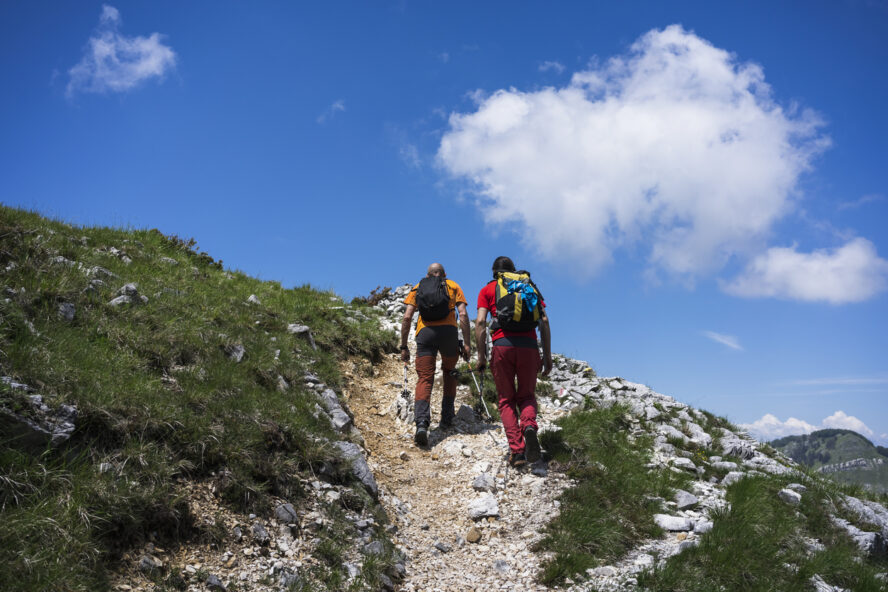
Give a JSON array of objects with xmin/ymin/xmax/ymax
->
[{"xmin": 491, "ymin": 345, "xmax": 540, "ymax": 454}]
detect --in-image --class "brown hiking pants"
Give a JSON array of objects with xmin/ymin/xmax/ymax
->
[{"xmin": 414, "ymin": 325, "xmax": 459, "ymax": 426}]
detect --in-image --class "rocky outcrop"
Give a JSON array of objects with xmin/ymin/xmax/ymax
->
[
  {"xmin": 0, "ymin": 379, "xmax": 77, "ymax": 453},
  {"xmin": 819, "ymin": 457, "xmax": 885, "ymax": 473}
]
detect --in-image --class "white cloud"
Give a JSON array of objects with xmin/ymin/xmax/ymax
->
[
  {"xmin": 822, "ymin": 410, "xmax": 875, "ymax": 437},
  {"xmin": 722, "ymin": 238, "xmax": 888, "ymax": 304},
  {"xmin": 67, "ymin": 5, "xmax": 176, "ymax": 97},
  {"xmin": 789, "ymin": 376, "xmax": 888, "ymax": 386},
  {"xmin": 538, "ymin": 60, "xmax": 565, "ymax": 74},
  {"xmin": 437, "ymin": 25, "xmax": 829, "ymax": 278},
  {"xmin": 837, "ymin": 193, "xmax": 884, "ymax": 211},
  {"xmin": 317, "ymin": 99, "xmax": 346, "ymax": 124},
  {"xmin": 438, "ymin": 52, "xmax": 450, "ymax": 64},
  {"xmin": 742, "ymin": 413, "xmax": 817, "ymax": 441},
  {"xmin": 702, "ymin": 330, "xmax": 743, "ymax": 351},
  {"xmin": 400, "ymin": 143, "xmax": 421, "ymax": 168},
  {"xmin": 743, "ymin": 410, "xmax": 877, "ymax": 441}
]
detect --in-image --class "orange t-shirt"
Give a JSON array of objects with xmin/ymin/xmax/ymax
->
[{"xmin": 404, "ymin": 279, "xmax": 467, "ymax": 335}]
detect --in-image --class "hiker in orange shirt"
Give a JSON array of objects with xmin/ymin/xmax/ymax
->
[{"xmin": 400, "ymin": 263, "xmax": 472, "ymax": 446}]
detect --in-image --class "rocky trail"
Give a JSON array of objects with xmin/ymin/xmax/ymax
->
[{"xmin": 341, "ymin": 347, "xmax": 571, "ymax": 592}]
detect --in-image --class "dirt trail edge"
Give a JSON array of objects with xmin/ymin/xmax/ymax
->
[{"xmin": 342, "ymin": 351, "xmax": 571, "ymax": 592}]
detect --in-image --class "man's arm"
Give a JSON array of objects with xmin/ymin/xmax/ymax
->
[
  {"xmin": 400, "ymin": 304, "xmax": 415, "ymax": 364},
  {"xmin": 475, "ymin": 307, "xmax": 489, "ymax": 370},
  {"xmin": 457, "ymin": 302, "xmax": 471, "ymax": 361},
  {"xmin": 538, "ymin": 310, "xmax": 552, "ymax": 376}
]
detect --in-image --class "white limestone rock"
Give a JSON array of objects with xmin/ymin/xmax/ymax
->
[
  {"xmin": 711, "ymin": 461, "xmax": 739, "ymax": 471},
  {"xmin": 674, "ymin": 490, "xmax": 699, "ymax": 510},
  {"xmin": 778, "ymin": 488, "xmax": 802, "ymax": 506},
  {"xmin": 722, "ymin": 471, "xmax": 746, "ymax": 486},
  {"xmin": 658, "ymin": 424, "xmax": 687, "ymax": 442},
  {"xmin": 654, "ymin": 514, "xmax": 694, "ymax": 531},
  {"xmin": 468, "ymin": 494, "xmax": 499, "ymax": 519},
  {"xmin": 685, "ymin": 422, "xmax": 712, "ymax": 447},
  {"xmin": 670, "ymin": 457, "xmax": 697, "ymax": 472},
  {"xmin": 472, "ymin": 473, "xmax": 496, "ymax": 492},
  {"xmin": 830, "ymin": 516, "xmax": 886, "ymax": 557},
  {"xmin": 694, "ymin": 520, "xmax": 713, "ymax": 534}
]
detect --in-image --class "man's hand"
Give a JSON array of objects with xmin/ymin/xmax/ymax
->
[
  {"xmin": 401, "ymin": 348, "xmax": 410, "ymax": 364},
  {"xmin": 461, "ymin": 343, "xmax": 471, "ymax": 361},
  {"xmin": 476, "ymin": 356, "xmax": 487, "ymax": 372},
  {"xmin": 539, "ymin": 311, "xmax": 552, "ymax": 377}
]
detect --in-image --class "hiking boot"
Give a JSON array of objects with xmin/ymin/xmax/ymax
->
[
  {"xmin": 524, "ymin": 427, "xmax": 541, "ymax": 463},
  {"xmin": 440, "ymin": 396, "xmax": 455, "ymax": 428},
  {"xmin": 509, "ymin": 452, "xmax": 527, "ymax": 468},
  {"xmin": 414, "ymin": 425, "xmax": 429, "ymax": 447}
]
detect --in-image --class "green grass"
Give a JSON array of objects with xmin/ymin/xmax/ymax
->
[
  {"xmin": 534, "ymin": 404, "xmax": 692, "ymax": 586},
  {"xmin": 0, "ymin": 206, "xmax": 398, "ymax": 591},
  {"xmin": 698, "ymin": 409, "xmax": 738, "ymax": 433},
  {"xmin": 638, "ymin": 475, "xmax": 888, "ymax": 591}
]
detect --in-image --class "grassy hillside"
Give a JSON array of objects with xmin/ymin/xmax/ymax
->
[
  {"xmin": 0, "ymin": 206, "xmax": 397, "ymax": 591},
  {"xmin": 771, "ymin": 429, "xmax": 888, "ymax": 494},
  {"xmin": 639, "ymin": 473, "xmax": 888, "ymax": 591}
]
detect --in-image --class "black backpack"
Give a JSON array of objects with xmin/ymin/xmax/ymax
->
[{"xmin": 415, "ymin": 276, "xmax": 450, "ymax": 321}]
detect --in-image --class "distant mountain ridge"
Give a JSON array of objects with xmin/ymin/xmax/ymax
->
[{"xmin": 771, "ymin": 429, "xmax": 888, "ymax": 493}]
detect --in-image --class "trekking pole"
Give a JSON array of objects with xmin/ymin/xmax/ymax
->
[
  {"xmin": 470, "ymin": 369, "xmax": 492, "ymax": 421},
  {"xmin": 395, "ymin": 363, "xmax": 410, "ymax": 414}
]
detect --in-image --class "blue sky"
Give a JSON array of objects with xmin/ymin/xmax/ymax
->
[{"xmin": 2, "ymin": 1, "xmax": 886, "ymax": 444}]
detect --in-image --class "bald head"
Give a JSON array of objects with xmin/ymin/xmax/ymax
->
[{"xmin": 427, "ymin": 263, "xmax": 445, "ymax": 277}]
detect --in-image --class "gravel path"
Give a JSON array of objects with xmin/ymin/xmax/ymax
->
[{"xmin": 342, "ymin": 351, "xmax": 572, "ymax": 592}]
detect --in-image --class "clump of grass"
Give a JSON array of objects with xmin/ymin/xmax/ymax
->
[
  {"xmin": 665, "ymin": 434, "xmax": 689, "ymax": 450},
  {"xmin": 535, "ymin": 404, "xmax": 691, "ymax": 586},
  {"xmin": 535, "ymin": 379, "xmax": 556, "ymax": 399},
  {"xmin": 698, "ymin": 409, "xmax": 738, "ymax": 433},
  {"xmin": 350, "ymin": 285, "xmax": 393, "ymax": 308},
  {"xmin": 758, "ymin": 442, "xmax": 779, "ymax": 458},
  {"xmin": 638, "ymin": 475, "xmax": 888, "ymax": 591}
]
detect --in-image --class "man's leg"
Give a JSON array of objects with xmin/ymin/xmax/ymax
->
[
  {"xmin": 515, "ymin": 347, "xmax": 541, "ymax": 432},
  {"xmin": 514, "ymin": 346, "xmax": 542, "ymax": 461},
  {"xmin": 491, "ymin": 346, "xmax": 522, "ymax": 454},
  {"xmin": 413, "ymin": 328, "xmax": 440, "ymax": 445},
  {"xmin": 439, "ymin": 326, "xmax": 460, "ymax": 426},
  {"xmin": 414, "ymin": 354, "xmax": 435, "ymax": 429}
]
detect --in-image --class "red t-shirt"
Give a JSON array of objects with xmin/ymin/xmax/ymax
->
[{"xmin": 477, "ymin": 280, "xmax": 545, "ymax": 342}]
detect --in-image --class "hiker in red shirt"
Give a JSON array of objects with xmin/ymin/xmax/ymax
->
[
  {"xmin": 401, "ymin": 263, "xmax": 472, "ymax": 447},
  {"xmin": 475, "ymin": 256, "xmax": 552, "ymax": 467}
]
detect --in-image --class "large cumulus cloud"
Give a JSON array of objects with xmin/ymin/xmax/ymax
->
[{"xmin": 438, "ymin": 25, "xmax": 830, "ymax": 279}]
